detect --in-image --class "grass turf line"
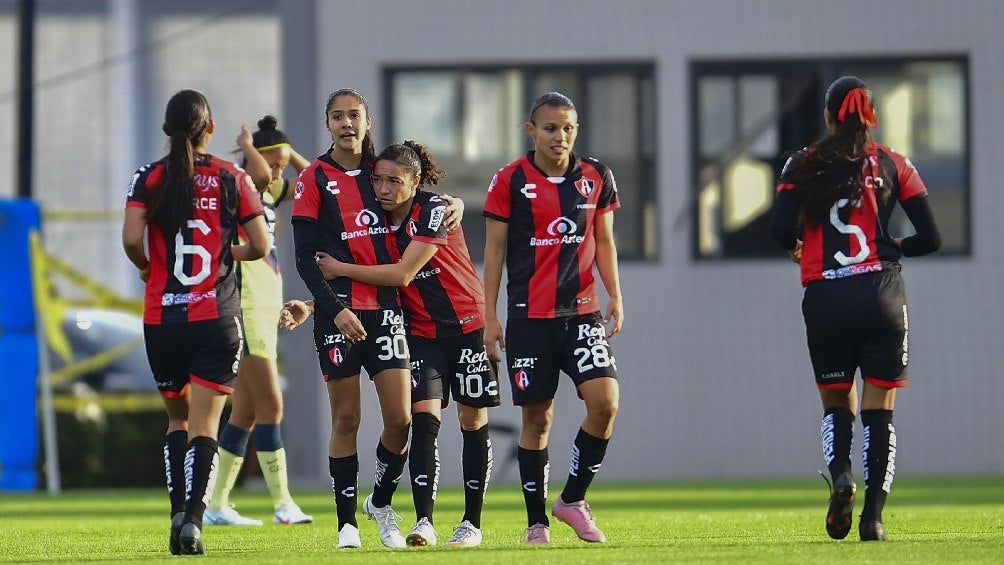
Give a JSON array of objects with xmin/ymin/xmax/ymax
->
[{"xmin": 2, "ymin": 476, "xmax": 1003, "ymax": 563}]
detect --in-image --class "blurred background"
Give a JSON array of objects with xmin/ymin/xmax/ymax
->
[{"xmin": 1, "ymin": 0, "xmax": 1001, "ymax": 491}]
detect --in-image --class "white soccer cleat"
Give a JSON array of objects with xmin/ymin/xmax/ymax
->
[
  {"xmin": 362, "ymin": 494, "xmax": 406, "ymax": 548},
  {"xmin": 337, "ymin": 523, "xmax": 362, "ymax": 548},
  {"xmin": 405, "ymin": 517, "xmax": 437, "ymax": 547},
  {"xmin": 203, "ymin": 505, "xmax": 263, "ymax": 526},
  {"xmin": 445, "ymin": 520, "xmax": 483, "ymax": 547},
  {"xmin": 273, "ymin": 502, "xmax": 313, "ymax": 525}
]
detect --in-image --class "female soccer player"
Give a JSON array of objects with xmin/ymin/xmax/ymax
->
[
  {"xmin": 204, "ymin": 116, "xmax": 313, "ymax": 527},
  {"xmin": 482, "ymin": 92, "xmax": 623, "ymax": 545},
  {"xmin": 310, "ymin": 140, "xmax": 500, "ymax": 547},
  {"xmin": 122, "ymin": 89, "xmax": 270, "ymax": 555},
  {"xmin": 290, "ymin": 89, "xmax": 462, "ymax": 549},
  {"xmin": 771, "ymin": 76, "xmax": 941, "ymax": 541}
]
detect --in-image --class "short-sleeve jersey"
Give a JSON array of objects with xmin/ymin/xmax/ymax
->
[
  {"xmin": 291, "ymin": 153, "xmax": 398, "ymax": 310},
  {"xmin": 125, "ymin": 155, "xmax": 264, "ymax": 325},
  {"xmin": 777, "ymin": 140, "xmax": 929, "ymax": 286},
  {"xmin": 483, "ymin": 151, "xmax": 620, "ymax": 319},
  {"xmin": 388, "ymin": 191, "xmax": 486, "ymax": 339},
  {"xmin": 237, "ymin": 179, "xmax": 288, "ymax": 310}
]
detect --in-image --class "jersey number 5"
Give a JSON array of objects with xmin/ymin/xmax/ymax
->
[{"xmin": 829, "ymin": 198, "xmax": 869, "ymax": 266}]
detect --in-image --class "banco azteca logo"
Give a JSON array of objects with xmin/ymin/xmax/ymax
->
[
  {"xmin": 547, "ymin": 217, "xmax": 577, "ymax": 236},
  {"xmin": 356, "ymin": 209, "xmax": 380, "ymax": 227}
]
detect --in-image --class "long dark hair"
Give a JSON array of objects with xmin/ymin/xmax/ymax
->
[
  {"xmin": 325, "ymin": 88, "xmax": 376, "ymax": 163},
  {"xmin": 791, "ymin": 76, "xmax": 888, "ymax": 224},
  {"xmin": 149, "ymin": 89, "xmax": 212, "ymax": 236},
  {"xmin": 376, "ymin": 140, "xmax": 446, "ymax": 188}
]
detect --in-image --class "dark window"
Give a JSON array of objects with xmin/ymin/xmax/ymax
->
[
  {"xmin": 385, "ymin": 64, "xmax": 658, "ymax": 262},
  {"xmin": 691, "ymin": 58, "xmax": 969, "ymax": 259}
]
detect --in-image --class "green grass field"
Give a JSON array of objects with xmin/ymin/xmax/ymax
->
[{"xmin": 2, "ymin": 476, "xmax": 1003, "ymax": 563}]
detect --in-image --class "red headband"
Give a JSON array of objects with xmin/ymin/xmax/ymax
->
[{"xmin": 837, "ymin": 88, "xmax": 879, "ymax": 129}]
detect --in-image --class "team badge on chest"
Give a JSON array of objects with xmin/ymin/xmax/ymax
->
[{"xmin": 574, "ymin": 178, "xmax": 594, "ymax": 197}]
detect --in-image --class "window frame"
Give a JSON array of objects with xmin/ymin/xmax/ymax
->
[
  {"xmin": 689, "ymin": 56, "xmax": 971, "ymax": 260},
  {"xmin": 383, "ymin": 62, "xmax": 659, "ymax": 263}
]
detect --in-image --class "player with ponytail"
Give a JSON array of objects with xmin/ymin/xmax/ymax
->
[{"xmin": 772, "ymin": 76, "xmax": 942, "ymax": 542}]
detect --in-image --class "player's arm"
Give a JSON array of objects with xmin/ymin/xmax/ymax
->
[
  {"xmin": 483, "ymin": 217, "xmax": 508, "ymax": 362},
  {"xmin": 121, "ymin": 206, "xmax": 150, "ymax": 281},
  {"xmin": 316, "ymin": 240, "xmax": 439, "ymax": 287},
  {"xmin": 898, "ymin": 194, "xmax": 942, "ymax": 257},
  {"xmin": 232, "ymin": 214, "xmax": 269, "ymax": 261},
  {"xmin": 594, "ymin": 211, "xmax": 624, "ymax": 337},
  {"xmin": 237, "ymin": 126, "xmax": 271, "ymax": 191}
]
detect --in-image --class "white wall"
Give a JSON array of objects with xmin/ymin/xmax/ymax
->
[{"xmin": 273, "ymin": 0, "xmax": 1004, "ymax": 486}]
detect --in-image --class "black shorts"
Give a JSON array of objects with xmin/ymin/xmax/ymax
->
[
  {"xmin": 504, "ymin": 313, "xmax": 618, "ymax": 405},
  {"xmin": 802, "ymin": 265, "xmax": 909, "ymax": 390},
  {"xmin": 409, "ymin": 329, "xmax": 501, "ymax": 409},
  {"xmin": 144, "ymin": 316, "xmax": 244, "ymax": 397},
  {"xmin": 312, "ymin": 307, "xmax": 411, "ymax": 380}
]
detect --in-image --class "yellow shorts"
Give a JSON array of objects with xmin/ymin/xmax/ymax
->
[{"xmin": 239, "ymin": 257, "xmax": 282, "ymax": 360}]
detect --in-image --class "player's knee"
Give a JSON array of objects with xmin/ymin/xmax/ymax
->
[
  {"xmin": 523, "ymin": 410, "xmax": 553, "ymax": 437},
  {"xmin": 458, "ymin": 407, "xmax": 488, "ymax": 431},
  {"xmin": 331, "ymin": 410, "xmax": 361, "ymax": 437},
  {"xmin": 589, "ymin": 397, "xmax": 618, "ymax": 426}
]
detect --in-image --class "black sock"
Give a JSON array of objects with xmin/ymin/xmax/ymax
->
[
  {"xmin": 461, "ymin": 425, "xmax": 492, "ymax": 528},
  {"xmin": 822, "ymin": 408, "xmax": 854, "ymax": 481},
  {"xmin": 329, "ymin": 454, "xmax": 359, "ymax": 528},
  {"xmin": 409, "ymin": 413, "xmax": 441, "ymax": 522},
  {"xmin": 372, "ymin": 441, "xmax": 407, "ymax": 508},
  {"xmin": 560, "ymin": 428, "xmax": 609, "ymax": 503},
  {"xmin": 183, "ymin": 436, "xmax": 218, "ymax": 529},
  {"xmin": 860, "ymin": 409, "xmax": 895, "ymax": 522},
  {"xmin": 164, "ymin": 430, "xmax": 188, "ymax": 516},
  {"xmin": 517, "ymin": 446, "xmax": 549, "ymax": 527}
]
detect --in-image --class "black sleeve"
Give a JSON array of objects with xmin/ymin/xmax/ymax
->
[
  {"xmin": 899, "ymin": 194, "xmax": 942, "ymax": 257},
  {"xmin": 770, "ymin": 190, "xmax": 800, "ymax": 251},
  {"xmin": 292, "ymin": 218, "xmax": 349, "ymax": 315}
]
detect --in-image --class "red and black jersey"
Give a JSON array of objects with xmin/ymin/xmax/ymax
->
[
  {"xmin": 291, "ymin": 153, "xmax": 398, "ymax": 311},
  {"xmin": 388, "ymin": 191, "xmax": 486, "ymax": 339},
  {"xmin": 483, "ymin": 151, "xmax": 620, "ymax": 319},
  {"xmin": 125, "ymin": 155, "xmax": 264, "ymax": 325},
  {"xmin": 777, "ymin": 141, "xmax": 929, "ymax": 286}
]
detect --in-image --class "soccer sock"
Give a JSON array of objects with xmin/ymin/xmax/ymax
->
[
  {"xmin": 461, "ymin": 425, "xmax": 492, "ymax": 528},
  {"xmin": 560, "ymin": 428, "xmax": 609, "ymax": 504},
  {"xmin": 860, "ymin": 409, "xmax": 896, "ymax": 523},
  {"xmin": 409, "ymin": 412, "xmax": 441, "ymax": 522},
  {"xmin": 183, "ymin": 436, "xmax": 219, "ymax": 529},
  {"xmin": 518, "ymin": 446, "xmax": 550, "ymax": 527},
  {"xmin": 254, "ymin": 423, "xmax": 294, "ymax": 510},
  {"xmin": 329, "ymin": 454, "xmax": 359, "ymax": 528},
  {"xmin": 208, "ymin": 424, "xmax": 249, "ymax": 510},
  {"xmin": 372, "ymin": 441, "xmax": 408, "ymax": 508},
  {"xmin": 821, "ymin": 408, "xmax": 854, "ymax": 481},
  {"xmin": 164, "ymin": 430, "xmax": 188, "ymax": 516}
]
